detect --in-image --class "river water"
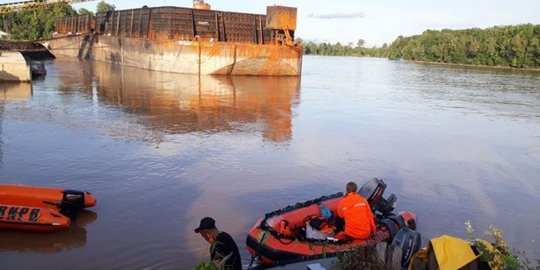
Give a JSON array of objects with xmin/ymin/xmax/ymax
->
[{"xmin": 0, "ymin": 56, "xmax": 539, "ymax": 269}]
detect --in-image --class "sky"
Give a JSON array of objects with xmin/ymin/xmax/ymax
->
[{"xmin": 3, "ymin": 0, "xmax": 540, "ymax": 47}]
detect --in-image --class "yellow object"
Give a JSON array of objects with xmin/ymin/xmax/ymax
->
[
  {"xmin": 408, "ymin": 235, "xmax": 481, "ymax": 270},
  {"xmin": 430, "ymin": 235, "xmax": 480, "ymax": 270},
  {"xmin": 408, "ymin": 246, "xmax": 429, "ymax": 270}
]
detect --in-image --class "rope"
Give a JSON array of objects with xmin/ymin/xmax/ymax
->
[{"xmin": 247, "ymin": 231, "xmax": 267, "ymax": 270}]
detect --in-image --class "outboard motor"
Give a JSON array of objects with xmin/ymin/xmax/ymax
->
[
  {"xmin": 399, "ymin": 211, "xmax": 417, "ymax": 230},
  {"xmin": 58, "ymin": 190, "xmax": 88, "ymax": 219},
  {"xmin": 359, "ymin": 178, "xmax": 397, "ymax": 216},
  {"xmin": 377, "ymin": 211, "xmax": 417, "ymax": 239},
  {"xmin": 391, "ymin": 228, "xmax": 422, "ymax": 269},
  {"xmin": 62, "ymin": 190, "xmax": 86, "ymax": 210}
]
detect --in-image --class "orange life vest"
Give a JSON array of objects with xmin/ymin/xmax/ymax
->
[{"xmin": 337, "ymin": 192, "xmax": 376, "ymax": 239}]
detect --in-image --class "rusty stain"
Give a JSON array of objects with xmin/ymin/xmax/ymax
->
[
  {"xmin": 50, "ymin": 5, "xmax": 302, "ymax": 76},
  {"xmin": 265, "ymin": 6, "xmax": 297, "ymax": 31},
  {"xmin": 54, "ymin": 6, "xmax": 295, "ymax": 44}
]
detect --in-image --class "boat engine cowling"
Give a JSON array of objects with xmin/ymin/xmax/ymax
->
[
  {"xmin": 391, "ymin": 228, "xmax": 422, "ymax": 268},
  {"xmin": 359, "ymin": 178, "xmax": 397, "ymax": 216},
  {"xmin": 399, "ymin": 211, "xmax": 417, "ymax": 230},
  {"xmin": 62, "ymin": 190, "xmax": 86, "ymax": 210},
  {"xmin": 57, "ymin": 190, "xmax": 88, "ymax": 219}
]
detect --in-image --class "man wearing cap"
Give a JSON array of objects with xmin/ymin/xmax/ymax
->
[{"xmin": 195, "ymin": 217, "xmax": 241, "ymax": 270}]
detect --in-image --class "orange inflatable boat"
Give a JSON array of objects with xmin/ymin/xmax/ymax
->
[
  {"xmin": 246, "ymin": 178, "xmax": 418, "ymax": 266},
  {"xmin": 0, "ymin": 204, "xmax": 70, "ymax": 232},
  {"xmin": 0, "ymin": 185, "xmax": 97, "ymax": 232}
]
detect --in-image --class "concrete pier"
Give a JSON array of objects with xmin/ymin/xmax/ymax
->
[{"xmin": 0, "ymin": 52, "xmax": 31, "ymax": 82}]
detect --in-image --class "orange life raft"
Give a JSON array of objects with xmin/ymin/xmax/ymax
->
[
  {"xmin": 246, "ymin": 178, "xmax": 417, "ymax": 266},
  {"xmin": 0, "ymin": 185, "xmax": 97, "ymax": 232}
]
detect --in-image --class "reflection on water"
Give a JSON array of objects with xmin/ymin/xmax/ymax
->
[
  {"xmin": 0, "ymin": 83, "xmax": 32, "ymax": 101},
  {"xmin": 60, "ymin": 61, "xmax": 301, "ymax": 142},
  {"xmin": 0, "ymin": 83, "xmax": 32, "ymax": 165},
  {"xmin": 0, "ymin": 210, "xmax": 96, "ymax": 253}
]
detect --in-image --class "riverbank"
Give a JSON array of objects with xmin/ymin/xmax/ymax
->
[
  {"xmin": 404, "ymin": 59, "xmax": 540, "ymax": 73},
  {"xmin": 305, "ymin": 53, "xmax": 540, "ymax": 73}
]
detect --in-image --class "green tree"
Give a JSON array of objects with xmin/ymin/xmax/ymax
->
[
  {"xmin": 96, "ymin": 1, "xmax": 116, "ymax": 13},
  {"xmin": 386, "ymin": 24, "xmax": 540, "ymax": 69},
  {"xmin": 300, "ymin": 39, "xmax": 388, "ymax": 58},
  {"xmin": 0, "ymin": 3, "xmax": 76, "ymax": 40},
  {"xmin": 78, "ymin": 8, "xmax": 94, "ymax": 16},
  {"xmin": 356, "ymin": 38, "xmax": 365, "ymax": 48}
]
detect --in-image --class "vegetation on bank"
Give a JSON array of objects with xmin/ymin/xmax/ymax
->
[
  {"xmin": 0, "ymin": 1, "xmax": 115, "ymax": 41},
  {"xmin": 299, "ymin": 38, "xmax": 389, "ymax": 58},
  {"xmin": 0, "ymin": 3, "xmax": 76, "ymax": 40},
  {"xmin": 464, "ymin": 221, "xmax": 539, "ymax": 270},
  {"xmin": 301, "ymin": 24, "xmax": 540, "ymax": 69},
  {"xmin": 96, "ymin": 1, "xmax": 116, "ymax": 13},
  {"xmin": 387, "ymin": 24, "xmax": 540, "ymax": 69}
]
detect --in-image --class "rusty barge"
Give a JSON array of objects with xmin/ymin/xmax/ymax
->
[{"xmin": 47, "ymin": 2, "xmax": 302, "ymax": 76}]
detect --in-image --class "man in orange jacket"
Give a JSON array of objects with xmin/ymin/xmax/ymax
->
[{"xmin": 336, "ymin": 181, "xmax": 376, "ymax": 239}]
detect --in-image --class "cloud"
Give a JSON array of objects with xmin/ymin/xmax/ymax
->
[{"xmin": 307, "ymin": 12, "xmax": 364, "ymax": 19}]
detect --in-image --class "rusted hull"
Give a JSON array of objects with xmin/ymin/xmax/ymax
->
[{"xmin": 46, "ymin": 35, "xmax": 303, "ymax": 76}]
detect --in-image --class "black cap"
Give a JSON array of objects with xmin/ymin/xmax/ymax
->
[{"xmin": 194, "ymin": 217, "xmax": 216, "ymax": 233}]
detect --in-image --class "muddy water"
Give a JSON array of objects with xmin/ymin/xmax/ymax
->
[{"xmin": 0, "ymin": 56, "xmax": 539, "ymax": 269}]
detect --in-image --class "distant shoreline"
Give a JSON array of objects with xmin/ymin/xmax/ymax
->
[
  {"xmin": 404, "ymin": 59, "xmax": 540, "ymax": 73},
  {"xmin": 305, "ymin": 54, "xmax": 540, "ymax": 73}
]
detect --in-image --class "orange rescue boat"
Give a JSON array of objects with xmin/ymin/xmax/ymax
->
[
  {"xmin": 246, "ymin": 178, "xmax": 418, "ymax": 266},
  {"xmin": 0, "ymin": 204, "xmax": 70, "ymax": 232},
  {"xmin": 0, "ymin": 185, "xmax": 97, "ymax": 232}
]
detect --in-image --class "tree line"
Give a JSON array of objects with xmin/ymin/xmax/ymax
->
[
  {"xmin": 1, "ymin": 3, "xmax": 75, "ymax": 40},
  {"xmin": 303, "ymin": 24, "xmax": 540, "ymax": 69},
  {"xmin": 387, "ymin": 24, "xmax": 540, "ymax": 68},
  {"xmin": 0, "ymin": 1, "xmax": 115, "ymax": 41},
  {"xmin": 296, "ymin": 39, "xmax": 388, "ymax": 57},
  {"xmin": 300, "ymin": 39, "xmax": 389, "ymax": 58}
]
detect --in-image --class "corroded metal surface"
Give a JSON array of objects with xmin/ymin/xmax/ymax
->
[
  {"xmin": 47, "ymin": 35, "xmax": 303, "ymax": 76},
  {"xmin": 266, "ymin": 6, "xmax": 297, "ymax": 31},
  {"xmin": 50, "ymin": 5, "xmax": 302, "ymax": 76},
  {"xmin": 56, "ymin": 6, "xmax": 281, "ymax": 44},
  {"xmin": 54, "ymin": 15, "xmax": 93, "ymax": 35}
]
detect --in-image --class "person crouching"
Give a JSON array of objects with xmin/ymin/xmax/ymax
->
[
  {"xmin": 336, "ymin": 181, "xmax": 376, "ymax": 240},
  {"xmin": 195, "ymin": 217, "xmax": 241, "ymax": 270}
]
